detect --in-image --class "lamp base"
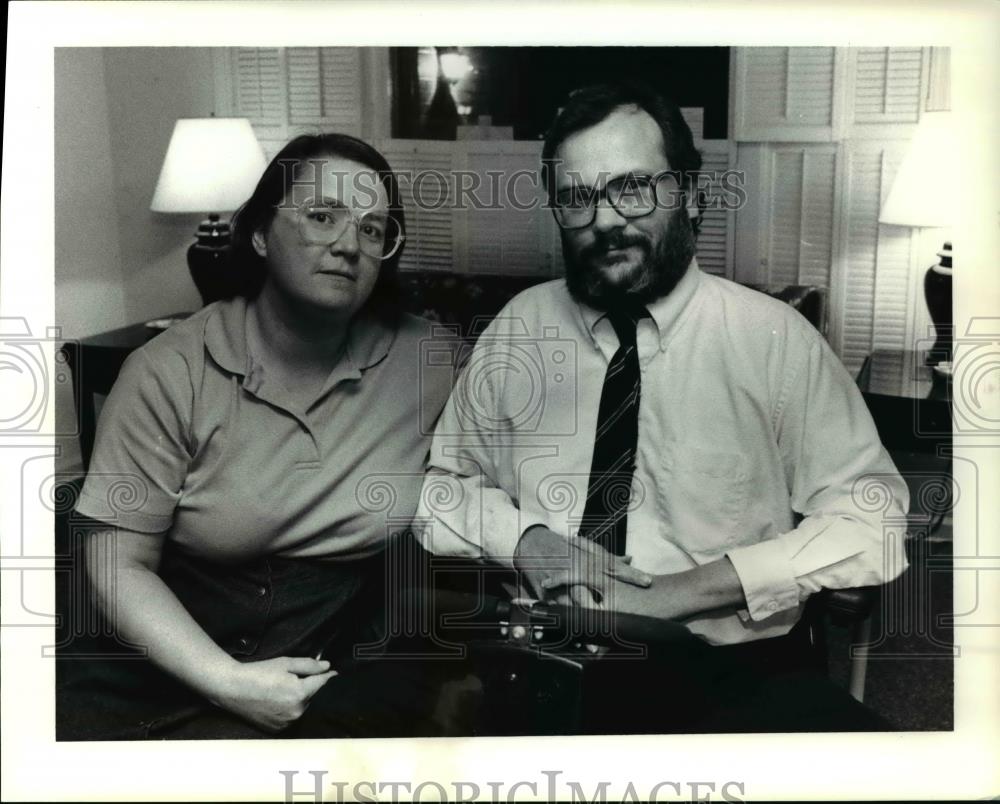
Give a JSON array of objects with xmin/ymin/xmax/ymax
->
[
  {"xmin": 187, "ymin": 215, "xmax": 238, "ymax": 306},
  {"xmin": 923, "ymin": 241, "xmax": 953, "ymax": 366}
]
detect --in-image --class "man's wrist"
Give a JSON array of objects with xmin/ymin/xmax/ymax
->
[
  {"xmin": 667, "ymin": 558, "xmax": 746, "ymax": 620},
  {"xmin": 609, "ymin": 560, "xmax": 745, "ymax": 622}
]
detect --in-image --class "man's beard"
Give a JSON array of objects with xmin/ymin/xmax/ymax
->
[{"xmin": 563, "ymin": 206, "xmax": 697, "ymax": 312}]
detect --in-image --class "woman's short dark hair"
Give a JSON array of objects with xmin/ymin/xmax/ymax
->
[
  {"xmin": 541, "ymin": 81, "xmax": 704, "ymax": 232},
  {"xmin": 229, "ymin": 133, "xmax": 405, "ymax": 320}
]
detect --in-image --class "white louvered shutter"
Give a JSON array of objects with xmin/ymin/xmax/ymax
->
[
  {"xmin": 233, "ymin": 48, "xmax": 286, "ymax": 159},
  {"xmin": 736, "ymin": 47, "xmax": 840, "ymax": 141},
  {"xmin": 765, "ymin": 145, "xmax": 837, "ymax": 288},
  {"xmin": 286, "ymin": 47, "xmax": 362, "ymax": 136},
  {"xmin": 228, "ymin": 48, "xmax": 364, "ymax": 160},
  {"xmin": 696, "ymin": 141, "xmax": 735, "ymax": 278},
  {"xmin": 836, "ymin": 142, "xmax": 915, "ymax": 375},
  {"xmin": 786, "ymin": 48, "xmax": 837, "ymax": 126},
  {"xmin": 852, "ymin": 47, "xmax": 924, "ymax": 125},
  {"xmin": 377, "ymin": 140, "xmax": 455, "ymax": 272},
  {"xmin": 459, "ymin": 143, "xmax": 556, "ymax": 275}
]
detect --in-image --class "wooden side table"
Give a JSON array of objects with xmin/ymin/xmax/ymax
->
[
  {"xmin": 856, "ymin": 349, "xmax": 952, "ymax": 454},
  {"xmin": 856, "ymin": 349, "xmax": 953, "ymax": 534},
  {"xmin": 61, "ymin": 314, "xmax": 191, "ymax": 471}
]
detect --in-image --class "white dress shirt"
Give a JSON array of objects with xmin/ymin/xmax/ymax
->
[{"xmin": 416, "ymin": 261, "xmax": 909, "ymax": 645}]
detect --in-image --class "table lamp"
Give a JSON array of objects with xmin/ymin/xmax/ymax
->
[
  {"xmin": 151, "ymin": 117, "xmax": 267, "ymax": 305},
  {"xmin": 879, "ymin": 111, "xmax": 955, "ymax": 366}
]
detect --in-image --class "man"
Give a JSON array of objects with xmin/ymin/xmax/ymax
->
[{"xmin": 416, "ymin": 82, "xmax": 909, "ymax": 731}]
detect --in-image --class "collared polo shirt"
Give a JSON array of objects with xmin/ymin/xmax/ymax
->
[{"xmin": 76, "ymin": 297, "xmax": 452, "ymax": 562}]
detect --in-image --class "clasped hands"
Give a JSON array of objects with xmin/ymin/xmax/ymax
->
[
  {"xmin": 514, "ymin": 525, "xmax": 745, "ymax": 623},
  {"xmin": 513, "ymin": 524, "xmax": 656, "ymax": 613}
]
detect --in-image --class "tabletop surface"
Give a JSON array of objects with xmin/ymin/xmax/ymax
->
[
  {"xmin": 75, "ymin": 313, "xmax": 193, "ymax": 349},
  {"xmin": 856, "ymin": 349, "xmax": 951, "ymax": 403}
]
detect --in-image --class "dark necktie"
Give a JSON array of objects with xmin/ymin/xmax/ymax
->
[{"xmin": 579, "ymin": 308, "xmax": 644, "ymax": 556}]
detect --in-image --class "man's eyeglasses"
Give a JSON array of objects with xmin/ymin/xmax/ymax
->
[
  {"xmin": 296, "ymin": 202, "xmax": 404, "ymax": 260},
  {"xmin": 551, "ymin": 173, "xmax": 679, "ymax": 230}
]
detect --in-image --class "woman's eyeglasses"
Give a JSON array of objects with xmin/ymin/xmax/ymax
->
[{"xmin": 296, "ymin": 202, "xmax": 404, "ymax": 260}]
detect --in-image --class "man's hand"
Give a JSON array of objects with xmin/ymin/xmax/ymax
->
[
  {"xmin": 211, "ymin": 656, "xmax": 338, "ymax": 732},
  {"xmin": 513, "ymin": 525, "xmax": 652, "ymax": 604}
]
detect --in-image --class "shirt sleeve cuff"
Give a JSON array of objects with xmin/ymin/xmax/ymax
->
[
  {"xmin": 726, "ymin": 538, "xmax": 801, "ymax": 622},
  {"xmin": 74, "ymin": 488, "xmax": 174, "ymax": 534},
  {"xmin": 479, "ymin": 500, "xmax": 544, "ymax": 568}
]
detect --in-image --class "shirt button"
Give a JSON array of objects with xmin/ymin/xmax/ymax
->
[
  {"xmin": 238, "ymin": 637, "xmax": 251, "ymax": 649},
  {"xmin": 767, "ymin": 601, "xmax": 779, "ymax": 612},
  {"xmin": 256, "ymin": 585, "xmax": 268, "ymax": 597}
]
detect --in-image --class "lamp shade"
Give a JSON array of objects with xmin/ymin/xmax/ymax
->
[
  {"xmin": 150, "ymin": 118, "xmax": 267, "ymax": 213},
  {"xmin": 879, "ymin": 112, "xmax": 956, "ymax": 228}
]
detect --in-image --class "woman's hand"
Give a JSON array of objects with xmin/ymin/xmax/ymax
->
[
  {"xmin": 513, "ymin": 525, "xmax": 653, "ymax": 605},
  {"xmin": 212, "ymin": 657, "xmax": 338, "ymax": 733},
  {"xmin": 86, "ymin": 528, "xmax": 342, "ymax": 734}
]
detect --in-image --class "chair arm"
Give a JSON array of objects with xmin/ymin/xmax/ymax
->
[
  {"xmin": 754, "ymin": 284, "xmax": 828, "ymax": 335},
  {"xmin": 816, "ymin": 586, "xmax": 880, "ymax": 627},
  {"xmin": 415, "ymin": 588, "xmax": 694, "ymax": 651}
]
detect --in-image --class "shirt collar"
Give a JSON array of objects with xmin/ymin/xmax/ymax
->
[
  {"xmin": 204, "ymin": 295, "xmax": 396, "ymax": 381},
  {"xmin": 344, "ymin": 311, "xmax": 396, "ymax": 373},
  {"xmin": 576, "ymin": 257, "xmax": 704, "ymax": 352},
  {"xmin": 204, "ymin": 296, "xmax": 251, "ymax": 376}
]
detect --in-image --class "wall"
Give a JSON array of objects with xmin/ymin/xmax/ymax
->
[
  {"xmin": 54, "ymin": 49, "xmax": 128, "ymax": 340},
  {"xmin": 54, "ymin": 47, "xmax": 217, "ymax": 475},
  {"xmin": 54, "ymin": 49, "xmax": 128, "ymax": 476},
  {"xmin": 101, "ymin": 48, "xmax": 215, "ymax": 324},
  {"xmin": 55, "ymin": 47, "xmax": 217, "ymax": 338}
]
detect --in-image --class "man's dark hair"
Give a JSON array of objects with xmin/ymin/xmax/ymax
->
[
  {"xmin": 541, "ymin": 81, "xmax": 704, "ymax": 233},
  {"xmin": 228, "ymin": 132, "xmax": 405, "ymax": 320}
]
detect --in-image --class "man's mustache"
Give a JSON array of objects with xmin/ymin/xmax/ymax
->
[{"xmin": 581, "ymin": 232, "xmax": 651, "ymax": 261}]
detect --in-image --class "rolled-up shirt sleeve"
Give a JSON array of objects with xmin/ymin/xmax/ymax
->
[
  {"xmin": 727, "ymin": 336, "xmax": 910, "ymax": 622},
  {"xmin": 75, "ymin": 347, "xmax": 192, "ymax": 533},
  {"xmin": 417, "ymin": 465, "xmax": 525, "ymax": 566}
]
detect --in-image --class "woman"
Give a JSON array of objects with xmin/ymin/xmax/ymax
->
[{"xmin": 61, "ymin": 134, "xmax": 456, "ymax": 739}]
